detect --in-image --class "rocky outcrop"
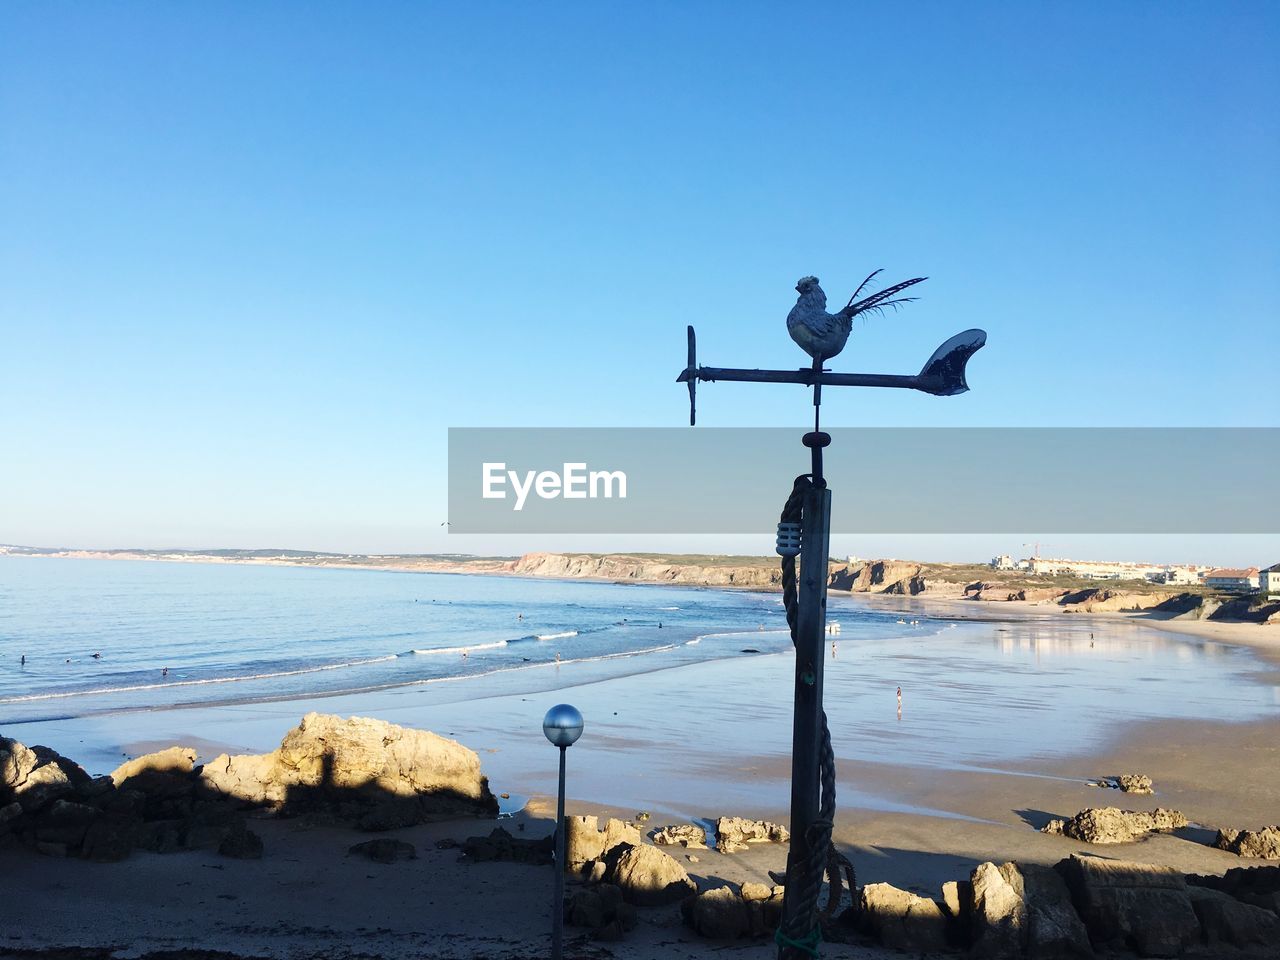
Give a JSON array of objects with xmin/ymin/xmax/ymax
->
[
  {"xmin": 1, "ymin": 736, "xmax": 250, "ymax": 861},
  {"xmin": 828, "ymin": 560, "xmax": 925, "ymax": 594},
  {"xmin": 1214, "ymin": 825, "xmax": 1280, "ymax": 861},
  {"xmin": 1089, "ymin": 774, "xmax": 1154, "ymax": 795},
  {"xmin": 1058, "ymin": 590, "xmax": 1173, "ymax": 613},
  {"xmin": 1056, "ymin": 854, "xmax": 1199, "ymax": 957},
  {"xmin": 1042, "ymin": 807, "xmax": 1187, "ymax": 844},
  {"xmin": 855, "ymin": 882, "xmax": 948, "ymax": 952},
  {"xmin": 565, "ymin": 815, "xmax": 642, "ymax": 869},
  {"xmin": 198, "ymin": 712, "xmax": 498, "ymax": 828},
  {"xmin": 603, "ymin": 842, "xmax": 696, "ymax": 906},
  {"xmin": 714, "ymin": 816, "xmax": 789, "ymax": 853},
  {"xmin": 651, "ymin": 823, "xmax": 707, "ymax": 847}
]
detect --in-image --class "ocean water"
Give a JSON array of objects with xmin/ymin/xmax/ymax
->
[
  {"xmin": 0, "ymin": 556, "xmax": 825, "ymax": 724},
  {"xmin": 2, "ymin": 556, "xmax": 1277, "ymax": 813}
]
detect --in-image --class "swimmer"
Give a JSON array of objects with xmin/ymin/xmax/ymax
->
[
  {"xmin": 92, "ymin": 652, "xmax": 102, "ymax": 659},
  {"xmin": 162, "ymin": 667, "xmax": 169, "ymax": 677}
]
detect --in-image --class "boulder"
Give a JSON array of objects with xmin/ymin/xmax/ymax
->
[
  {"xmin": 681, "ymin": 886, "xmax": 751, "ymax": 939},
  {"xmin": 565, "ymin": 883, "xmax": 637, "ymax": 941},
  {"xmin": 1022, "ymin": 863, "xmax": 1093, "ymax": 959},
  {"xmin": 564, "ymin": 815, "xmax": 642, "ymax": 868},
  {"xmin": 1056, "ymin": 854, "xmax": 1199, "ymax": 957},
  {"xmin": 79, "ymin": 816, "xmax": 137, "ymax": 862},
  {"xmin": 604, "ymin": 842, "xmax": 696, "ymax": 906},
  {"xmin": 1041, "ymin": 807, "xmax": 1187, "ymax": 844},
  {"xmin": 1187, "ymin": 886, "xmax": 1280, "ymax": 948},
  {"xmin": 34, "ymin": 799, "xmax": 99, "ymax": 847},
  {"xmin": 1188, "ymin": 865, "xmax": 1280, "ymax": 916},
  {"xmin": 856, "ymin": 882, "xmax": 948, "ymax": 952},
  {"xmin": 198, "ymin": 713, "xmax": 498, "ymax": 825},
  {"xmin": 349, "ymin": 838, "xmax": 417, "ymax": 863},
  {"xmin": 462, "ymin": 826, "xmax": 552, "ymax": 865},
  {"xmin": 970, "ymin": 861, "xmax": 1026, "ymax": 957},
  {"xmin": 714, "ymin": 816, "xmax": 789, "ymax": 853},
  {"xmin": 651, "ymin": 823, "xmax": 707, "ymax": 847},
  {"xmin": 740, "ymin": 881, "xmax": 774, "ymax": 902},
  {"xmin": 1, "ymin": 739, "xmax": 90, "ymax": 811},
  {"xmin": 1115, "ymin": 774, "xmax": 1154, "ymax": 795},
  {"xmin": 1214, "ymin": 825, "xmax": 1280, "ymax": 861},
  {"xmin": 941, "ymin": 878, "xmax": 973, "ymax": 943},
  {"xmin": 110, "ymin": 747, "xmax": 198, "ymax": 787}
]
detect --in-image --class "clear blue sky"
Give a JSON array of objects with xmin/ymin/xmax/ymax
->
[{"xmin": 2, "ymin": 3, "xmax": 1277, "ymax": 564}]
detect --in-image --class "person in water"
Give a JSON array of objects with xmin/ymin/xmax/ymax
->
[{"xmin": 162, "ymin": 667, "xmax": 169, "ymax": 677}]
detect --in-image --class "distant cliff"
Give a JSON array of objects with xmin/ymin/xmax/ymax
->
[
  {"xmin": 505, "ymin": 552, "xmax": 784, "ymax": 589},
  {"xmin": 506, "ymin": 553, "xmax": 937, "ymax": 595}
]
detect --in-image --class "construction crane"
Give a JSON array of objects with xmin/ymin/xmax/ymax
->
[{"xmin": 1022, "ymin": 541, "xmax": 1060, "ymax": 559}]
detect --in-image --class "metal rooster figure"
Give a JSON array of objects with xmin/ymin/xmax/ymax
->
[
  {"xmin": 786, "ymin": 270, "xmax": 927, "ymax": 362},
  {"xmin": 676, "ymin": 271, "xmax": 985, "ymax": 959}
]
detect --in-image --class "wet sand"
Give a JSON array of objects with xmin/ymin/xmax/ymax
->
[{"xmin": 2, "ymin": 603, "xmax": 1278, "ymax": 959}]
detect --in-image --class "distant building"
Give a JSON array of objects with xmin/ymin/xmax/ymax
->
[
  {"xmin": 1204, "ymin": 567, "xmax": 1260, "ymax": 594},
  {"xmin": 1262, "ymin": 563, "xmax": 1280, "ymax": 600},
  {"xmin": 991, "ymin": 554, "xmax": 1016, "ymax": 571},
  {"xmin": 1153, "ymin": 567, "xmax": 1200, "ymax": 586}
]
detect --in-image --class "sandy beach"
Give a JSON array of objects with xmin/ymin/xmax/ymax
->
[{"xmin": 3, "ymin": 594, "xmax": 1278, "ymax": 959}]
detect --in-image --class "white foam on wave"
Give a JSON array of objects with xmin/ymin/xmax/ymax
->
[
  {"xmin": 411, "ymin": 640, "xmax": 508, "ymax": 656},
  {"xmin": 535, "ymin": 631, "xmax": 578, "ymax": 641},
  {"xmin": 0, "ymin": 654, "xmax": 401, "ymax": 704}
]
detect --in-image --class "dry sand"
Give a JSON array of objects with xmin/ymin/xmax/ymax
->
[{"xmin": 3, "ymin": 599, "xmax": 1278, "ymax": 960}]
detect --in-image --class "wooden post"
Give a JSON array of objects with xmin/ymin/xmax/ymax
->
[{"xmin": 778, "ymin": 482, "xmax": 831, "ymax": 957}]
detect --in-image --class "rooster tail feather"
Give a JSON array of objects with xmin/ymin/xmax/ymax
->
[{"xmin": 846, "ymin": 276, "xmax": 927, "ymax": 317}]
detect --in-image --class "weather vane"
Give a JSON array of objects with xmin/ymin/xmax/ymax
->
[{"xmin": 675, "ymin": 271, "xmax": 986, "ymax": 959}]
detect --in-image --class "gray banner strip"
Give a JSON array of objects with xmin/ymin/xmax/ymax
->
[{"xmin": 447, "ymin": 428, "xmax": 1280, "ymax": 534}]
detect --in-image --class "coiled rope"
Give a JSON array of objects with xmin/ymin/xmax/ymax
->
[{"xmin": 775, "ymin": 475, "xmax": 857, "ymax": 959}]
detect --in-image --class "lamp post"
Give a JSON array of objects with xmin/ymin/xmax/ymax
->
[
  {"xmin": 543, "ymin": 703, "xmax": 584, "ymax": 960},
  {"xmin": 677, "ymin": 273, "xmax": 985, "ymax": 958}
]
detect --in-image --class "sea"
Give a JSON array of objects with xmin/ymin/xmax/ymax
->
[{"xmin": 1, "ymin": 556, "xmax": 1275, "ymax": 775}]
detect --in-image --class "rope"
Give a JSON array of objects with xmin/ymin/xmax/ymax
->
[
  {"xmin": 774, "ymin": 925, "xmax": 822, "ymax": 957},
  {"xmin": 776, "ymin": 475, "xmax": 857, "ymax": 959}
]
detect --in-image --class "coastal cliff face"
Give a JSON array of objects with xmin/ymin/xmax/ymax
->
[
  {"xmin": 505, "ymin": 552, "xmax": 784, "ymax": 589},
  {"xmin": 506, "ymin": 553, "xmax": 933, "ymax": 595}
]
